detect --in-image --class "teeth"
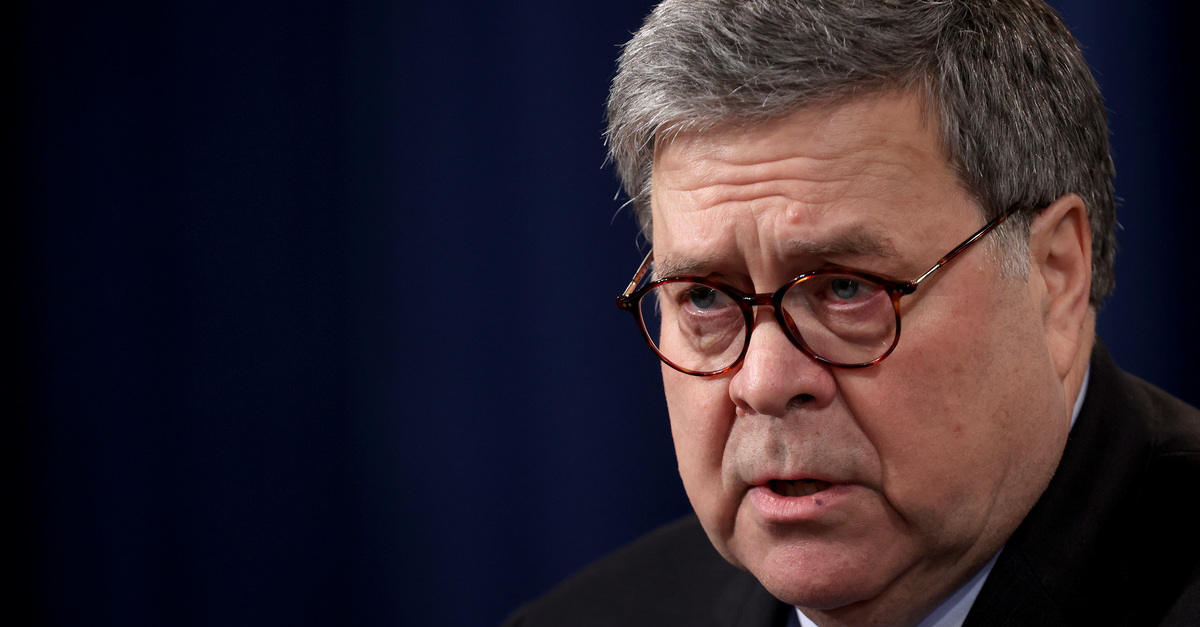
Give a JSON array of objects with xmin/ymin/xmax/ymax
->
[{"xmin": 770, "ymin": 479, "xmax": 831, "ymax": 497}]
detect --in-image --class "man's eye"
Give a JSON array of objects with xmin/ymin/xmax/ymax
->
[
  {"xmin": 687, "ymin": 286, "xmax": 721, "ymax": 310},
  {"xmin": 830, "ymin": 278, "xmax": 862, "ymax": 301}
]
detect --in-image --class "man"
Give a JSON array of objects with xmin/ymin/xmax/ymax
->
[{"xmin": 506, "ymin": 1, "xmax": 1200, "ymax": 625}]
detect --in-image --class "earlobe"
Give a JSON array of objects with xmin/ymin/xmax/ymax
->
[{"xmin": 1028, "ymin": 194, "xmax": 1093, "ymax": 379}]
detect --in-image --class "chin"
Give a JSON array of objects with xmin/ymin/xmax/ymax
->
[
  {"xmin": 758, "ymin": 569, "xmax": 885, "ymax": 611},
  {"xmin": 732, "ymin": 538, "xmax": 893, "ymax": 611}
]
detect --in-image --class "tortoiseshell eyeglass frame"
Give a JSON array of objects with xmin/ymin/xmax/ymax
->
[{"xmin": 615, "ymin": 207, "xmax": 1018, "ymax": 376}]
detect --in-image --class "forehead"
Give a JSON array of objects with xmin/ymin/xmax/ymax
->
[{"xmin": 649, "ymin": 92, "xmax": 971, "ymax": 276}]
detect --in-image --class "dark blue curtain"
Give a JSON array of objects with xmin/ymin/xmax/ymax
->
[{"xmin": 12, "ymin": 1, "xmax": 1199, "ymax": 625}]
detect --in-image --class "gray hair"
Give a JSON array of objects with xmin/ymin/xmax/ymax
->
[{"xmin": 606, "ymin": 0, "xmax": 1116, "ymax": 303}]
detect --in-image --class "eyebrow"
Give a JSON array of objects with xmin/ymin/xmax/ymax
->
[
  {"xmin": 654, "ymin": 227, "xmax": 898, "ymax": 279},
  {"xmin": 782, "ymin": 227, "xmax": 898, "ymax": 260}
]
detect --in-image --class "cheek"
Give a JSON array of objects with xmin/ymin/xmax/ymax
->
[
  {"xmin": 843, "ymin": 317, "xmax": 994, "ymax": 476},
  {"xmin": 840, "ymin": 283, "xmax": 1063, "ymax": 542},
  {"xmin": 663, "ymin": 369, "xmax": 735, "ymax": 505}
]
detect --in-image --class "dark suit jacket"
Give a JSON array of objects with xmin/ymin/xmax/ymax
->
[{"xmin": 504, "ymin": 345, "xmax": 1200, "ymax": 626}]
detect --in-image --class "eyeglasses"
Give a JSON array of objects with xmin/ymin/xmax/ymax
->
[{"xmin": 615, "ymin": 209, "xmax": 1014, "ymax": 376}]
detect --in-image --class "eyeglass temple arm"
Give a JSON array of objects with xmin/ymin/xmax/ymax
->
[
  {"xmin": 910, "ymin": 211, "xmax": 1012, "ymax": 288},
  {"xmin": 619, "ymin": 250, "xmax": 655, "ymax": 299}
]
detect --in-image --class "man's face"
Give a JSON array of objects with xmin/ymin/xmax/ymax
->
[{"xmin": 650, "ymin": 92, "xmax": 1074, "ymax": 621}]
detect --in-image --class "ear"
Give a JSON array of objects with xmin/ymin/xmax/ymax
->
[{"xmin": 1027, "ymin": 193, "xmax": 1093, "ymax": 380}]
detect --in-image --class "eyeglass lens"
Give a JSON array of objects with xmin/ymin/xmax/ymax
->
[{"xmin": 637, "ymin": 273, "xmax": 899, "ymax": 374}]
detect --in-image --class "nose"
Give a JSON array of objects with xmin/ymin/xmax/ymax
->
[{"xmin": 727, "ymin": 308, "xmax": 837, "ymax": 417}]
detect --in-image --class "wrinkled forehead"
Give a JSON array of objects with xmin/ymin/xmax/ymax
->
[
  {"xmin": 645, "ymin": 89, "xmax": 960, "ymax": 221},
  {"xmin": 646, "ymin": 91, "xmax": 978, "ymax": 279}
]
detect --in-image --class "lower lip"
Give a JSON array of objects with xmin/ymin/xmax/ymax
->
[{"xmin": 747, "ymin": 483, "xmax": 856, "ymax": 523}]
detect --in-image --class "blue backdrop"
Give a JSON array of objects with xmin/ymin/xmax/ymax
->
[{"xmin": 12, "ymin": 1, "xmax": 1199, "ymax": 625}]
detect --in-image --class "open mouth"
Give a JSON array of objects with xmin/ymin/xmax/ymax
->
[{"xmin": 768, "ymin": 478, "xmax": 832, "ymax": 497}]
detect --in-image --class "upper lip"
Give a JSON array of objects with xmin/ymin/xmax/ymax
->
[
  {"xmin": 745, "ymin": 470, "xmax": 839, "ymax": 487},
  {"xmin": 766, "ymin": 478, "xmax": 834, "ymax": 497}
]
